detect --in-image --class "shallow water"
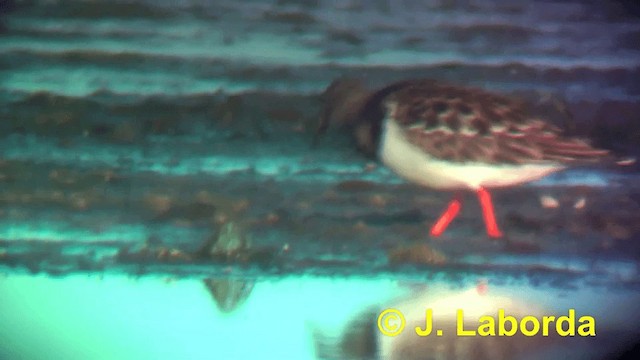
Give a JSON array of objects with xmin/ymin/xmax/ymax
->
[{"xmin": 1, "ymin": 1, "xmax": 640, "ymax": 359}]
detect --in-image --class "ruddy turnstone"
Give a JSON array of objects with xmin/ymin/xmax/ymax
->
[{"xmin": 316, "ymin": 78, "xmax": 609, "ymax": 238}]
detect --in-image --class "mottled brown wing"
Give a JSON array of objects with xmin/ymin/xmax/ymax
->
[{"xmin": 387, "ymin": 82, "xmax": 608, "ymax": 164}]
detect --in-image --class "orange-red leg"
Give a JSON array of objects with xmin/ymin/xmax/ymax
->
[
  {"xmin": 429, "ymin": 198, "xmax": 462, "ymax": 237},
  {"xmin": 476, "ymin": 187, "xmax": 503, "ymax": 238}
]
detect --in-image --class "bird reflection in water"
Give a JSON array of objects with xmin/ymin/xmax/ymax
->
[{"xmin": 201, "ymin": 222, "xmax": 255, "ymax": 313}]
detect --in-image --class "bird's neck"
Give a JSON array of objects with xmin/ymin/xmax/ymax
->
[{"xmin": 351, "ymin": 82, "xmax": 411, "ymax": 157}]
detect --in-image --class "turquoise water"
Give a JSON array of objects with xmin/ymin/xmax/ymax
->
[{"xmin": 2, "ymin": 273, "xmax": 640, "ymax": 359}]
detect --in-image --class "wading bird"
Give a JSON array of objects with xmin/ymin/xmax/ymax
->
[{"xmin": 315, "ymin": 79, "xmax": 609, "ymax": 238}]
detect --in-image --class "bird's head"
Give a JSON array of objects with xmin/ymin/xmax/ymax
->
[{"xmin": 313, "ymin": 78, "xmax": 370, "ymax": 145}]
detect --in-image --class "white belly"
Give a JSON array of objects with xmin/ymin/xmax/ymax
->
[{"xmin": 378, "ymin": 118, "xmax": 564, "ymax": 190}]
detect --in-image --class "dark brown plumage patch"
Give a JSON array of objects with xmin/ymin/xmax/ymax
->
[
  {"xmin": 471, "ymin": 117, "xmax": 489, "ymax": 135},
  {"xmin": 443, "ymin": 112, "xmax": 461, "ymax": 131},
  {"xmin": 432, "ymin": 101, "xmax": 449, "ymax": 114},
  {"xmin": 405, "ymin": 101, "xmax": 427, "ymax": 123},
  {"xmin": 457, "ymin": 103, "xmax": 472, "ymax": 115},
  {"xmin": 424, "ymin": 113, "xmax": 439, "ymax": 129}
]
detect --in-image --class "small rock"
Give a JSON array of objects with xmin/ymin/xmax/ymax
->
[
  {"xmin": 354, "ymin": 220, "xmax": 367, "ymax": 231},
  {"xmin": 266, "ymin": 212, "xmax": 280, "ymax": 224},
  {"xmin": 213, "ymin": 212, "xmax": 229, "ymax": 225},
  {"xmin": 49, "ymin": 168, "xmax": 77, "ymax": 185},
  {"xmin": 616, "ymin": 157, "xmax": 636, "ymax": 166},
  {"xmin": 69, "ymin": 193, "xmax": 89, "ymax": 210},
  {"xmin": 210, "ymin": 222, "xmax": 250, "ymax": 257},
  {"xmin": 112, "ymin": 122, "xmax": 138, "ymax": 143},
  {"xmin": 540, "ymin": 195, "xmax": 559, "ymax": 209},
  {"xmin": 145, "ymin": 194, "xmax": 172, "ymax": 214},
  {"xmin": 364, "ymin": 162, "xmax": 377, "ymax": 172},
  {"xmin": 232, "ymin": 199, "xmax": 250, "ymax": 213},
  {"xmin": 388, "ymin": 243, "xmax": 446, "ymax": 265},
  {"xmin": 369, "ymin": 194, "xmax": 387, "ymax": 208}
]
